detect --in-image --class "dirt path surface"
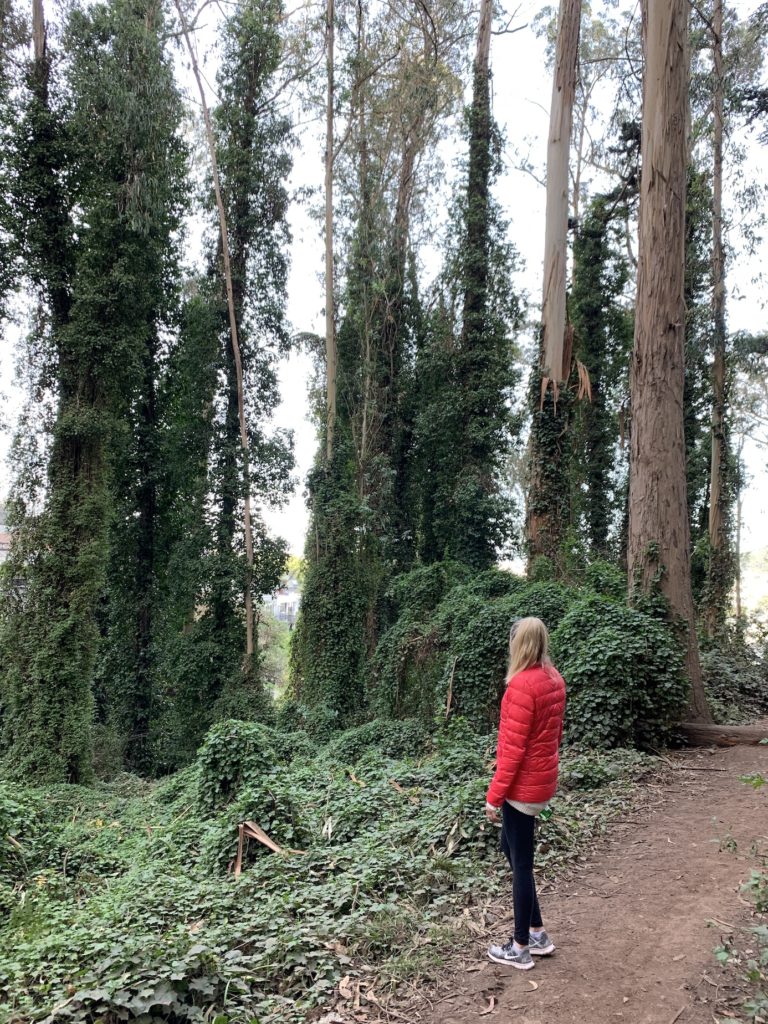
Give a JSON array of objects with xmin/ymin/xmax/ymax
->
[{"xmin": 422, "ymin": 743, "xmax": 768, "ymax": 1024}]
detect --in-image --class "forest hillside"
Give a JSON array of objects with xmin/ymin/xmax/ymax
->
[{"xmin": 0, "ymin": 0, "xmax": 767, "ymax": 1020}]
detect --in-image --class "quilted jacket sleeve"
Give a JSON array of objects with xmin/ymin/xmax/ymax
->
[{"xmin": 485, "ymin": 681, "xmax": 535, "ymax": 807}]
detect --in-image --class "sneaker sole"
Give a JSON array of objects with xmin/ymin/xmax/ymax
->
[
  {"xmin": 530, "ymin": 944, "xmax": 556, "ymax": 956},
  {"xmin": 487, "ymin": 951, "xmax": 536, "ymax": 969}
]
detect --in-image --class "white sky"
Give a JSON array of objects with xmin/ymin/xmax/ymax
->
[{"xmin": 1, "ymin": 0, "xmax": 766, "ymax": 566}]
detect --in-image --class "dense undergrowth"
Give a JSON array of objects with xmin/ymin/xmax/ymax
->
[
  {"xmin": 0, "ymin": 720, "xmax": 654, "ymax": 1024},
  {"xmin": 2, "ymin": 565, "xmax": 765, "ymax": 1023}
]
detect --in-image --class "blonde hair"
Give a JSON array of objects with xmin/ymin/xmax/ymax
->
[{"xmin": 507, "ymin": 616, "xmax": 551, "ymax": 679}]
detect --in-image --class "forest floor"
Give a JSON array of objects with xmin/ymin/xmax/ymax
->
[{"xmin": 396, "ymin": 742, "xmax": 768, "ymax": 1024}]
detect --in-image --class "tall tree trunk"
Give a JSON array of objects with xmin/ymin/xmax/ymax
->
[
  {"xmin": 628, "ymin": 0, "xmax": 711, "ymax": 723},
  {"xmin": 705, "ymin": 0, "xmax": 730, "ymax": 638},
  {"xmin": 175, "ymin": 0, "xmax": 255, "ymax": 659},
  {"xmin": 325, "ymin": 0, "xmax": 336, "ymax": 461},
  {"xmin": 526, "ymin": 0, "xmax": 581, "ymax": 570},
  {"xmin": 541, "ymin": 0, "xmax": 581, "ymax": 384}
]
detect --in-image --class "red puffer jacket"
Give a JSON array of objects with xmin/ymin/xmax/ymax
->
[{"xmin": 486, "ymin": 664, "xmax": 566, "ymax": 807}]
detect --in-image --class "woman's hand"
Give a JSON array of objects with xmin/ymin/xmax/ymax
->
[{"xmin": 485, "ymin": 801, "xmax": 501, "ymax": 823}]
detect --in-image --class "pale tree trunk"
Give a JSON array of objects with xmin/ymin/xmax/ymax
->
[
  {"xmin": 525, "ymin": 0, "xmax": 581, "ymax": 568},
  {"xmin": 325, "ymin": 0, "xmax": 336, "ymax": 461},
  {"xmin": 476, "ymin": 0, "xmax": 491, "ymax": 72},
  {"xmin": 705, "ymin": 0, "xmax": 729, "ymax": 637},
  {"xmin": 541, "ymin": 0, "xmax": 581, "ymax": 384},
  {"xmin": 175, "ymin": 0, "xmax": 255, "ymax": 658},
  {"xmin": 628, "ymin": 0, "xmax": 711, "ymax": 722},
  {"xmin": 32, "ymin": 0, "xmax": 45, "ymax": 58}
]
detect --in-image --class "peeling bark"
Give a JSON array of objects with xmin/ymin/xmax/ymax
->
[{"xmin": 541, "ymin": 0, "xmax": 581, "ymax": 384}]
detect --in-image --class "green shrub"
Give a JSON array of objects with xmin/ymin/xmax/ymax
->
[
  {"xmin": 552, "ymin": 596, "xmax": 687, "ymax": 749},
  {"xmin": 196, "ymin": 720, "xmax": 278, "ymax": 812},
  {"xmin": 559, "ymin": 748, "xmax": 652, "ymax": 790},
  {"xmin": 582, "ymin": 559, "xmax": 626, "ymax": 601},
  {"xmin": 0, "ymin": 784, "xmax": 39, "ymax": 889},
  {"xmin": 436, "ymin": 582, "xmax": 573, "ymax": 730},
  {"xmin": 372, "ymin": 572, "xmax": 575, "ymax": 729},
  {"xmin": 323, "ymin": 718, "xmax": 433, "ymax": 765},
  {"xmin": 370, "ymin": 615, "xmax": 446, "ymax": 719},
  {"xmin": 528, "ymin": 555, "xmax": 555, "ymax": 581},
  {"xmin": 270, "ymin": 729, "xmax": 315, "ymax": 764},
  {"xmin": 274, "ymin": 696, "xmax": 306, "ymax": 733},
  {"xmin": 200, "ymin": 769, "xmax": 309, "ymax": 870},
  {"xmin": 700, "ymin": 645, "xmax": 768, "ymax": 724},
  {"xmin": 462, "ymin": 569, "xmax": 529, "ymax": 600},
  {"xmin": 196, "ymin": 721, "xmax": 318, "ymax": 814},
  {"xmin": 385, "ymin": 561, "xmax": 473, "ymax": 622},
  {"xmin": 506, "ymin": 581, "xmax": 572, "ymax": 631}
]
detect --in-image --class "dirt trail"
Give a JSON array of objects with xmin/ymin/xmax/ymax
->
[{"xmin": 423, "ymin": 743, "xmax": 768, "ymax": 1024}]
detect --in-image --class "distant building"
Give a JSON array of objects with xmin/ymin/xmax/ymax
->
[{"xmin": 263, "ymin": 574, "xmax": 301, "ymax": 627}]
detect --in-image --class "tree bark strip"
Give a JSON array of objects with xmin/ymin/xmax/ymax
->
[
  {"xmin": 628, "ymin": 0, "xmax": 711, "ymax": 722},
  {"xmin": 541, "ymin": 0, "xmax": 581, "ymax": 383}
]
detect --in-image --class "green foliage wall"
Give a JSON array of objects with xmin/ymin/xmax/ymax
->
[
  {"xmin": 371, "ymin": 568, "xmax": 573, "ymax": 730},
  {"xmin": 551, "ymin": 595, "xmax": 687, "ymax": 748}
]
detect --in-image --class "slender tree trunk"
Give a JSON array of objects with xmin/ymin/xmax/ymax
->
[
  {"xmin": 526, "ymin": 0, "xmax": 581, "ymax": 569},
  {"xmin": 628, "ymin": 0, "xmax": 711, "ymax": 723},
  {"xmin": 325, "ymin": 0, "xmax": 336, "ymax": 461},
  {"xmin": 705, "ymin": 0, "xmax": 729, "ymax": 637},
  {"xmin": 541, "ymin": 0, "xmax": 581, "ymax": 384},
  {"xmin": 175, "ymin": 0, "xmax": 255, "ymax": 658}
]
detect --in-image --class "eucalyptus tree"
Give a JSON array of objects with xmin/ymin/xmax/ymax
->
[
  {"xmin": 294, "ymin": 0, "xmax": 473, "ymax": 727},
  {"xmin": 526, "ymin": 0, "xmax": 581, "ymax": 571},
  {"xmin": 628, "ymin": 0, "xmax": 710, "ymax": 722}
]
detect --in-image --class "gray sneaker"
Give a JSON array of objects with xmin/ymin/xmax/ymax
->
[
  {"xmin": 487, "ymin": 941, "xmax": 535, "ymax": 969},
  {"xmin": 529, "ymin": 930, "xmax": 556, "ymax": 956}
]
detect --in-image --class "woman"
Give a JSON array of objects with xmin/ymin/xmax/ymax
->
[{"xmin": 485, "ymin": 616, "xmax": 566, "ymax": 970}]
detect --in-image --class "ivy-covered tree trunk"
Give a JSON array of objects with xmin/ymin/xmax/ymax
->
[
  {"xmin": 410, "ymin": 0, "xmax": 521, "ymax": 571},
  {"xmin": 628, "ymin": 0, "xmax": 711, "ymax": 723},
  {"xmin": 0, "ymin": 0, "xmax": 98, "ymax": 783},
  {"xmin": 570, "ymin": 195, "xmax": 633, "ymax": 557},
  {"xmin": 294, "ymin": 0, "xmax": 473, "ymax": 727}
]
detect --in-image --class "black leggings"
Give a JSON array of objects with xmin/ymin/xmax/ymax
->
[{"xmin": 500, "ymin": 802, "xmax": 543, "ymax": 946}]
